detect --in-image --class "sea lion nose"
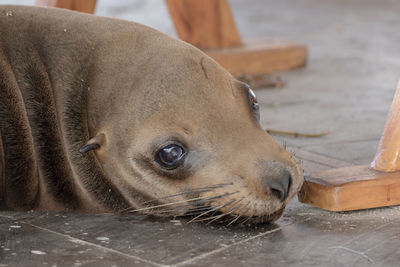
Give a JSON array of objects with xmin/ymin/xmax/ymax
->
[{"xmin": 263, "ymin": 170, "xmax": 292, "ymax": 202}]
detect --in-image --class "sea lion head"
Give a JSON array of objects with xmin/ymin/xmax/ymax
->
[{"xmin": 82, "ymin": 28, "xmax": 303, "ymax": 224}]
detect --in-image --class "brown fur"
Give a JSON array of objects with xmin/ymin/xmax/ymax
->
[
  {"xmin": 0, "ymin": 6, "xmax": 133, "ymax": 210},
  {"xmin": 0, "ymin": 6, "xmax": 303, "ymax": 222}
]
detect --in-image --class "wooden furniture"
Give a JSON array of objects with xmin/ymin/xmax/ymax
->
[
  {"xmin": 36, "ymin": 0, "xmax": 96, "ymax": 14},
  {"xmin": 36, "ymin": 0, "xmax": 307, "ymax": 76},
  {"xmin": 299, "ymin": 81, "xmax": 400, "ymax": 211},
  {"xmin": 165, "ymin": 0, "xmax": 306, "ymax": 75},
  {"xmin": 166, "ymin": 0, "xmax": 242, "ymax": 50}
]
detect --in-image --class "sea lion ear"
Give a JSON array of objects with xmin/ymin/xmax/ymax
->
[{"xmin": 79, "ymin": 133, "xmax": 105, "ymax": 154}]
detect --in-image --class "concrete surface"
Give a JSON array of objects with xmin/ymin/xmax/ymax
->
[{"xmin": 1, "ymin": 0, "xmax": 400, "ymax": 266}]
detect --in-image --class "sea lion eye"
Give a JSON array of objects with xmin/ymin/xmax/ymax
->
[
  {"xmin": 156, "ymin": 143, "xmax": 186, "ymax": 169},
  {"xmin": 248, "ymin": 87, "xmax": 260, "ymax": 121}
]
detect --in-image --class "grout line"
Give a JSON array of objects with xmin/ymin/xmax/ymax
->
[
  {"xmin": 329, "ymin": 246, "xmax": 374, "ymax": 263},
  {"xmin": 171, "ymin": 222, "xmax": 293, "ymax": 267},
  {"xmin": 289, "ymin": 147, "xmax": 352, "ymax": 167},
  {"xmin": 296, "ymin": 157, "xmax": 343, "ymax": 168},
  {"xmin": 26, "ymin": 223, "xmax": 169, "ymax": 267},
  {"xmin": 295, "ymin": 137, "xmax": 380, "ymax": 149},
  {"xmin": 298, "ymin": 157, "xmax": 349, "ymax": 169},
  {"xmin": 0, "ymin": 214, "xmax": 14, "ymax": 220}
]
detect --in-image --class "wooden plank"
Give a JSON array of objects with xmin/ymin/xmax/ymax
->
[
  {"xmin": 298, "ymin": 165, "xmax": 400, "ymax": 211},
  {"xmin": 35, "ymin": 0, "xmax": 97, "ymax": 14},
  {"xmin": 165, "ymin": 0, "xmax": 243, "ymax": 49},
  {"xmin": 300, "ymin": 80, "xmax": 400, "ymax": 211},
  {"xmin": 206, "ymin": 38, "xmax": 307, "ymax": 75},
  {"xmin": 372, "ymin": 80, "xmax": 400, "ymax": 172}
]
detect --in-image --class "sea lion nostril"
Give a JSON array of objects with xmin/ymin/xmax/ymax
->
[
  {"xmin": 270, "ymin": 187, "xmax": 285, "ymax": 201},
  {"xmin": 265, "ymin": 171, "xmax": 292, "ymax": 202}
]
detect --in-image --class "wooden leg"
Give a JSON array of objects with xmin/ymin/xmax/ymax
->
[
  {"xmin": 299, "ymin": 80, "xmax": 400, "ymax": 211},
  {"xmin": 165, "ymin": 0, "xmax": 242, "ymax": 49},
  {"xmin": 35, "ymin": 0, "xmax": 97, "ymax": 14},
  {"xmin": 371, "ymin": 80, "xmax": 400, "ymax": 172},
  {"xmin": 166, "ymin": 0, "xmax": 307, "ymax": 75}
]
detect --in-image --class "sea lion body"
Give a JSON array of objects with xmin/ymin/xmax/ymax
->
[{"xmin": 0, "ymin": 6, "xmax": 303, "ymax": 223}]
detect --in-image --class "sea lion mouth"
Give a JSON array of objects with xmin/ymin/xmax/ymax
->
[
  {"xmin": 238, "ymin": 207, "xmax": 285, "ymax": 225},
  {"xmin": 121, "ymin": 184, "xmax": 287, "ymax": 226}
]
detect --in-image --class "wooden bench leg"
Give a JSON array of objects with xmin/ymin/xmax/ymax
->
[
  {"xmin": 166, "ymin": 0, "xmax": 307, "ymax": 76},
  {"xmin": 35, "ymin": 0, "xmax": 97, "ymax": 14},
  {"xmin": 299, "ymin": 80, "xmax": 400, "ymax": 211}
]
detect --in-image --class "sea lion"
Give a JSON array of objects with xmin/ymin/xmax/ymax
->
[{"xmin": 0, "ymin": 5, "xmax": 303, "ymax": 224}]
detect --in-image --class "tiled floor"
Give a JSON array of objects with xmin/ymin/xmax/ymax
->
[{"xmin": 1, "ymin": 0, "xmax": 400, "ymax": 266}]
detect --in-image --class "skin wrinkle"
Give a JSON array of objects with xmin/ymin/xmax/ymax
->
[
  {"xmin": 116, "ymin": 167, "xmax": 156, "ymax": 209},
  {"xmin": 0, "ymin": 51, "xmax": 40, "ymax": 209},
  {"xmin": 23, "ymin": 56, "xmax": 81, "ymax": 210},
  {"xmin": 230, "ymin": 80, "xmax": 237, "ymax": 98},
  {"xmin": 200, "ymin": 57, "xmax": 209, "ymax": 80},
  {"xmin": 129, "ymin": 155, "xmax": 189, "ymax": 200}
]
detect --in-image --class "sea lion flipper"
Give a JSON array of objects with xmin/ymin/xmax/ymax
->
[{"xmin": 79, "ymin": 133, "xmax": 105, "ymax": 154}]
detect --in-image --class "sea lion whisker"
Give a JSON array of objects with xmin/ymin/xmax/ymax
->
[
  {"xmin": 175, "ymin": 191, "xmax": 239, "ymax": 210},
  {"xmin": 226, "ymin": 215, "xmax": 241, "ymax": 226},
  {"xmin": 239, "ymin": 217, "xmax": 250, "ymax": 225},
  {"xmin": 240, "ymin": 209, "xmax": 256, "ymax": 226},
  {"xmin": 139, "ymin": 183, "xmax": 233, "ymax": 205},
  {"xmin": 188, "ymin": 199, "xmax": 237, "ymax": 223},
  {"xmin": 126, "ymin": 190, "xmax": 238, "ymax": 213},
  {"xmin": 205, "ymin": 182, "xmax": 234, "ymax": 188},
  {"xmin": 226, "ymin": 201, "xmax": 251, "ymax": 226},
  {"xmin": 182, "ymin": 208, "xmax": 215, "ymax": 217},
  {"xmin": 187, "ymin": 203, "xmax": 227, "ymax": 223},
  {"xmin": 126, "ymin": 195, "xmax": 212, "ymax": 213},
  {"xmin": 150, "ymin": 191, "xmax": 240, "ymax": 216},
  {"xmin": 168, "ymin": 191, "xmax": 241, "ymax": 215},
  {"xmin": 190, "ymin": 190, "xmax": 239, "ymax": 204},
  {"xmin": 146, "ymin": 199, "xmax": 222, "ymax": 217},
  {"xmin": 187, "ymin": 205, "xmax": 215, "ymax": 211},
  {"xmin": 151, "ymin": 204, "xmax": 213, "ymax": 215},
  {"xmin": 120, "ymin": 194, "xmax": 213, "ymax": 214},
  {"xmin": 282, "ymin": 140, "xmax": 287, "ymax": 149},
  {"xmin": 205, "ymin": 203, "xmax": 244, "ymax": 225},
  {"xmin": 183, "ymin": 205, "xmax": 216, "ymax": 214},
  {"xmin": 190, "ymin": 197, "xmax": 244, "ymax": 224},
  {"xmin": 140, "ymin": 188, "xmax": 213, "ymax": 205}
]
